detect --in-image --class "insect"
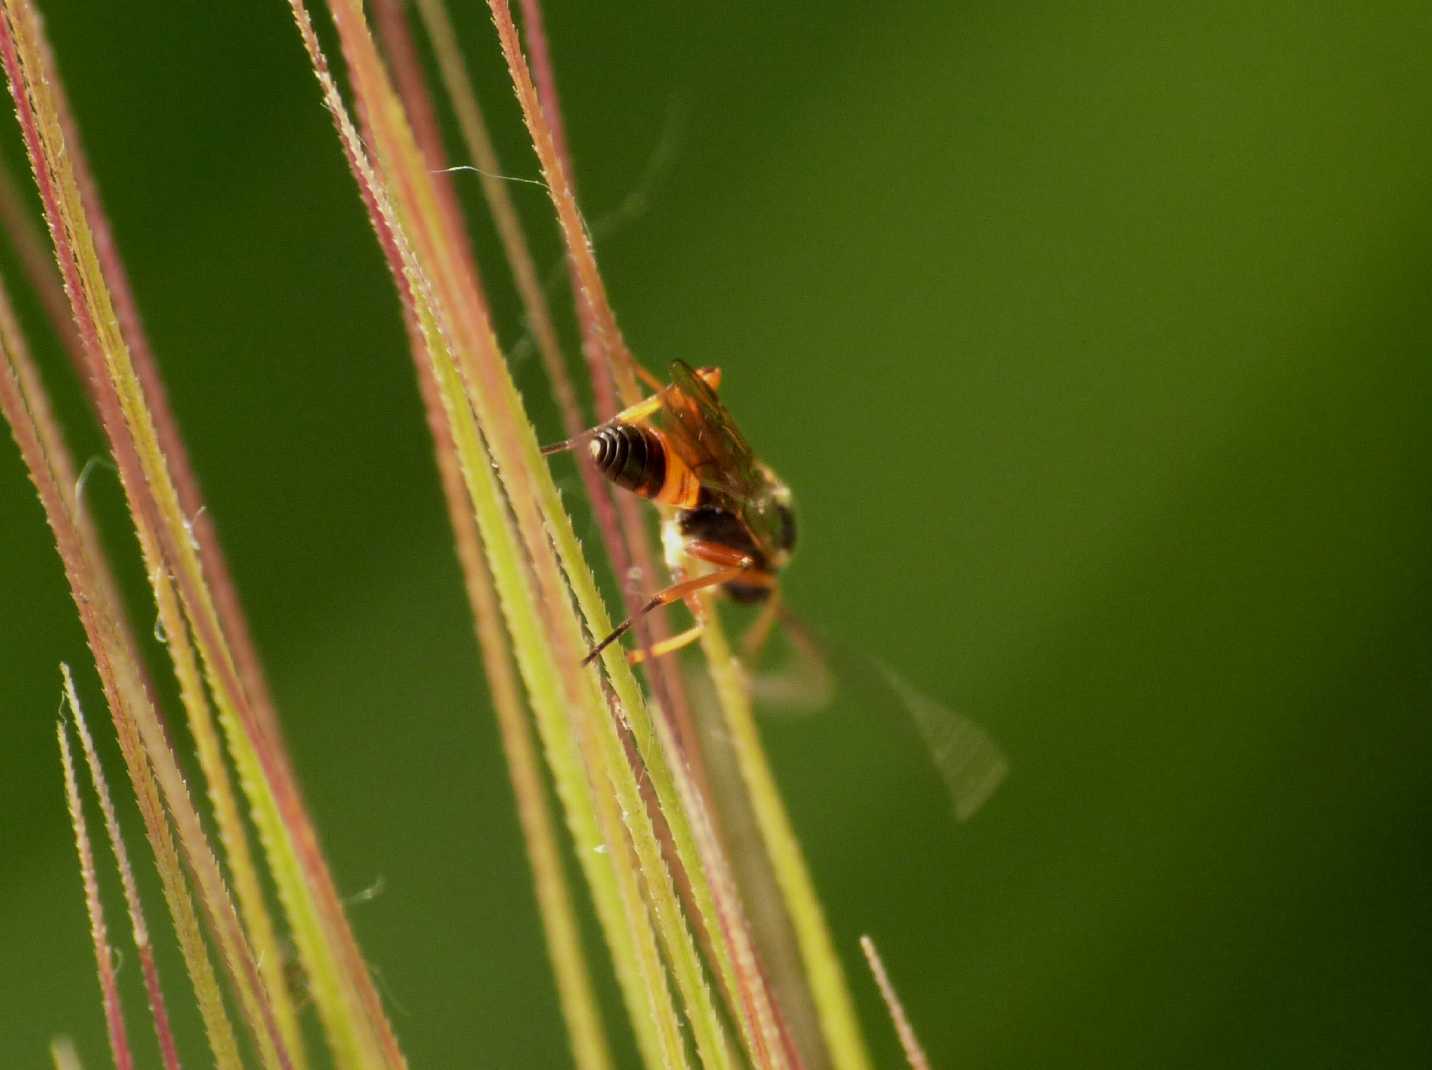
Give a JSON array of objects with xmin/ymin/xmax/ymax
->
[
  {"xmin": 543, "ymin": 359, "xmax": 796, "ymax": 665},
  {"xmin": 547, "ymin": 360, "xmax": 1009, "ymax": 820}
]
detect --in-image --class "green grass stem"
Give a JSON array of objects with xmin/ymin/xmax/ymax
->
[
  {"xmin": 283, "ymin": 5, "xmax": 696, "ymax": 1063},
  {"xmin": 407, "ymin": 305, "xmax": 617, "ymax": 1070},
  {"xmin": 62, "ymin": 666, "xmax": 183, "ymax": 1070},
  {"xmin": 56, "ymin": 718, "xmax": 133, "ymax": 1070},
  {"xmin": 0, "ymin": 2, "xmax": 383, "ymax": 1064},
  {"xmin": 700, "ymin": 619, "xmax": 874, "ymax": 1070},
  {"xmin": 0, "ymin": 266, "xmax": 244, "ymax": 1070}
]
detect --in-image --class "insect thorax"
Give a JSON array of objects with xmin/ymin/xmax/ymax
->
[{"xmin": 673, "ymin": 502, "xmax": 778, "ymax": 604}]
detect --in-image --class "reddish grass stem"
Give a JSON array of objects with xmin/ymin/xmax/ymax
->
[
  {"xmin": 487, "ymin": 0, "xmax": 637, "ymax": 402},
  {"xmin": 57, "ymin": 721, "xmax": 135, "ymax": 1070},
  {"xmin": 501, "ymin": 0, "xmax": 715, "ymax": 823},
  {"xmin": 404, "ymin": 0, "xmax": 688, "ymax": 737},
  {"xmin": 0, "ymin": 4, "xmax": 312, "ymax": 1065},
  {"xmin": 860, "ymin": 936, "xmax": 931, "ymax": 1070},
  {"xmin": 65, "ymin": 667, "xmax": 184, "ymax": 1070},
  {"xmin": 488, "ymin": 4, "xmax": 806, "ymax": 1065},
  {"xmin": 0, "ymin": 129, "xmax": 309, "ymax": 1070},
  {"xmin": 0, "ymin": 263, "xmax": 245, "ymax": 1068},
  {"xmin": 345, "ymin": 14, "xmax": 616, "ymax": 1067},
  {"xmin": 302, "ymin": 1, "xmax": 743, "ymax": 1060}
]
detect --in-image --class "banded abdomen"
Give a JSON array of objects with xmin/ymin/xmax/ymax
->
[{"xmin": 589, "ymin": 423, "xmax": 701, "ymax": 507}]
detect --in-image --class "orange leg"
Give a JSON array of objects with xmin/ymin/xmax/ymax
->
[
  {"xmin": 623, "ymin": 542, "xmax": 746, "ymax": 665},
  {"xmin": 682, "ymin": 540, "xmax": 758, "ymax": 570},
  {"xmin": 632, "ymin": 580, "xmax": 783, "ymax": 667},
  {"xmin": 582, "ymin": 563, "xmax": 775, "ymax": 665},
  {"xmin": 627, "ymin": 623, "xmax": 704, "ymax": 665},
  {"xmin": 739, "ymin": 587, "xmax": 784, "ymax": 662},
  {"xmin": 746, "ymin": 606, "xmax": 836, "ymax": 710}
]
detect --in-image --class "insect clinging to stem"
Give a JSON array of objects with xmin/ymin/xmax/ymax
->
[
  {"xmin": 546, "ymin": 358, "xmax": 1009, "ymax": 820},
  {"xmin": 543, "ymin": 359, "xmax": 796, "ymax": 666}
]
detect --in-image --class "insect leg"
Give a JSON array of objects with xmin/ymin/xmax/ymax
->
[
  {"xmin": 682, "ymin": 540, "xmax": 759, "ymax": 570},
  {"xmin": 627, "ymin": 623, "xmax": 704, "ymax": 665},
  {"xmin": 620, "ymin": 541, "xmax": 750, "ymax": 665},
  {"xmin": 582, "ymin": 564, "xmax": 774, "ymax": 665},
  {"xmin": 740, "ymin": 588, "xmax": 783, "ymax": 662}
]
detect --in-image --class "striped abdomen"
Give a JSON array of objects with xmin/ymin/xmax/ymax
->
[{"xmin": 589, "ymin": 423, "xmax": 700, "ymax": 507}]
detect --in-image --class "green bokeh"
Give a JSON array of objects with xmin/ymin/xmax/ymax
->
[{"xmin": 3, "ymin": 2, "xmax": 1429, "ymax": 1066}]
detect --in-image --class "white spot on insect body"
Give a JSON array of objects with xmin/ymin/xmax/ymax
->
[{"xmin": 661, "ymin": 514, "xmax": 686, "ymax": 574}]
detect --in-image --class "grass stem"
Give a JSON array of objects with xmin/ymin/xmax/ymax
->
[
  {"xmin": 56, "ymin": 719, "xmax": 134, "ymax": 1070},
  {"xmin": 859, "ymin": 936, "xmax": 931, "ymax": 1070},
  {"xmin": 63, "ymin": 666, "xmax": 184, "ymax": 1070}
]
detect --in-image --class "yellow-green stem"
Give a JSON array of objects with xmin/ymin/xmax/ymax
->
[{"xmin": 702, "ymin": 618, "xmax": 874, "ymax": 1070}]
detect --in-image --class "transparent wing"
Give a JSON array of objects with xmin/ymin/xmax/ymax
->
[
  {"xmin": 749, "ymin": 613, "xmax": 1010, "ymax": 825},
  {"xmin": 875, "ymin": 661, "xmax": 1009, "ymax": 822},
  {"xmin": 655, "ymin": 359, "xmax": 764, "ymax": 505}
]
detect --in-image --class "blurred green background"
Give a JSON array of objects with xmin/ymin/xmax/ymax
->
[{"xmin": 2, "ymin": 2, "xmax": 1430, "ymax": 1066}]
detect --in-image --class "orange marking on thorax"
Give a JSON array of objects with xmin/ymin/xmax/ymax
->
[{"xmin": 649, "ymin": 429, "xmax": 703, "ymax": 507}]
